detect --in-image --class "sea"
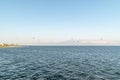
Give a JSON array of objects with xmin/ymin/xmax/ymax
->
[{"xmin": 0, "ymin": 46, "xmax": 120, "ymax": 80}]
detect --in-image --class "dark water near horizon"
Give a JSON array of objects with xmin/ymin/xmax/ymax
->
[{"xmin": 0, "ymin": 46, "xmax": 120, "ymax": 80}]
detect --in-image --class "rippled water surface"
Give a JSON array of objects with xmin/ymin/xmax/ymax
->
[{"xmin": 0, "ymin": 46, "xmax": 120, "ymax": 80}]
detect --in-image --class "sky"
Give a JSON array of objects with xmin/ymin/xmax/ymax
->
[{"xmin": 0, "ymin": 0, "xmax": 120, "ymax": 44}]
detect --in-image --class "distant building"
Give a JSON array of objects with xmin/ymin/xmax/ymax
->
[{"xmin": 0, "ymin": 43, "xmax": 4, "ymax": 46}]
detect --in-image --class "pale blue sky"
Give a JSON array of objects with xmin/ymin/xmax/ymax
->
[{"xmin": 0, "ymin": 0, "xmax": 120, "ymax": 44}]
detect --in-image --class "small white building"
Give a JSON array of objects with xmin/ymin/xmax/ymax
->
[{"xmin": 0, "ymin": 43, "xmax": 4, "ymax": 46}]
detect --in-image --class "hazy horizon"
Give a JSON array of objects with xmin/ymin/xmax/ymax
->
[{"xmin": 0, "ymin": 0, "xmax": 120, "ymax": 45}]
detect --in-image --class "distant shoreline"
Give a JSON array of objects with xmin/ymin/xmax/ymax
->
[
  {"xmin": 0, "ymin": 43, "xmax": 20, "ymax": 48},
  {"xmin": 0, "ymin": 46, "xmax": 21, "ymax": 48}
]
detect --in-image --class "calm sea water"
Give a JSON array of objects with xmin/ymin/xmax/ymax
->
[{"xmin": 0, "ymin": 46, "xmax": 120, "ymax": 80}]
